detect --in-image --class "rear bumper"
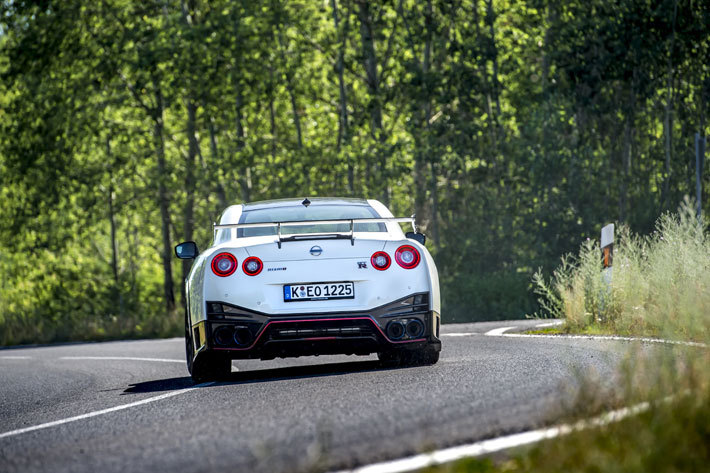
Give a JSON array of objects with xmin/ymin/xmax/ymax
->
[{"xmin": 190, "ymin": 294, "xmax": 441, "ymax": 360}]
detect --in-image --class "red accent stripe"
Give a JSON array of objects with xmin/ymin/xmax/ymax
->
[{"xmin": 212, "ymin": 316, "xmax": 426, "ymax": 351}]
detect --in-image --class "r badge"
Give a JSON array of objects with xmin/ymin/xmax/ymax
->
[{"xmin": 357, "ymin": 262, "xmax": 367, "ymax": 269}]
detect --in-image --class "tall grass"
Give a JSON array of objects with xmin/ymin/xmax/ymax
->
[
  {"xmin": 426, "ymin": 202, "xmax": 710, "ymax": 473},
  {"xmin": 533, "ymin": 200, "xmax": 709, "ymax": 341}
]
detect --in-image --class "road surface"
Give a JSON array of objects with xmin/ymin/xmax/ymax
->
[{"xmin": 0, "ymin": 320, "xmax": 647, "ymax": 472}]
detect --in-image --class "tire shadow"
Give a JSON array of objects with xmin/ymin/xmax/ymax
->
[{"xmin": 123, "ymin": 360, "xmax": 404, "ymax": 394}]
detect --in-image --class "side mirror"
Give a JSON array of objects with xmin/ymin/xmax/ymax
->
[
  {"xmin": 175, "ymin": 241, "xmax": 199, "ymax": 259},
  {"xmin": 405, "ymin": 231, "xmax": 426, "ymax": 245}
]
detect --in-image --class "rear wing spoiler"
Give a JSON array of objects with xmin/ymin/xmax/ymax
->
[{"xmin": 213, "ymin": 216, "xmax": 417, "ymax": 248}]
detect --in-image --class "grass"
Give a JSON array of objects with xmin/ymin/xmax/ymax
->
[
  {"xmin": 425, "ymin": 201, "xmax": 710, "ymax": 473},
  {"xmin": 532, "ymin": 200, "xmax": 709, "ymax": 341}
]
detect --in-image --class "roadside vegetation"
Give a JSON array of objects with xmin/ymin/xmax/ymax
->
[
  {"xmin": 1, "ymin": 0, "xmax": 709, "ymax": 345},
  {"xmin": 532, "ymin": 200, "xmax": 709, "ymax": 341},
  {"xmin": 427, "ymin": 204, "xmax": 710, "ymax": 472}
]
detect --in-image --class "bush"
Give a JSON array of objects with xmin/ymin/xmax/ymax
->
[{"xmin": 533, "ymin": 200, "xmax": 710, "ymax": 341}]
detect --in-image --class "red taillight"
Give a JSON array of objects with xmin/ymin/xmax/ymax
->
[
  {"xmin": 242, "ymin": 256, "xmax": 263, "ymax": 276},
  {"xmin": 211, "ymin": 252, "xmax": 237, "ymax": 277},
  {"xmin": 371, "ymin": 251, "xmax": 391, "ymax": 270},
  {"xmin": 395, "ymin": 245, "xmax": 420, "ymax": 269}
]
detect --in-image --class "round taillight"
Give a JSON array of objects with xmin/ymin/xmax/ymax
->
[
  {"xmin": 371, "ymin": 251, "xmax": 391, "ymax": 270},
  {"xmin": 395, "ymin": 245, "xmax": 420, "ymax": 269},
  {"xmin": 211, "ymin": 252, "xmax": 237, "ymax": 277},
  {"xmin": 242, "ymin": 256, "xmax": 263, "ymax": 276}
]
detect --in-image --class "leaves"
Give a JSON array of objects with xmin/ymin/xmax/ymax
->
[{"xmin": 0, "ymin": 0, "xmax": 708, "ymax": 343}]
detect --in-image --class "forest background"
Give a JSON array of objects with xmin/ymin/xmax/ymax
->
[{"xmin": 0, "ymin": 0, "xmax": 707, "ymax": 345}]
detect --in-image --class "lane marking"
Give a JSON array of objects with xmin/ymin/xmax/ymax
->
[
  {"xmin": 484, "ymin": 326, "xmax": 517, "ymax": 336},
  {"xmin": 442, "ymin": 329, "xmax": 706, "ymax": 349},
  {"xmin": 0, "ymin": 382, "xmax": 214, "ymax": 440},
  {"xmin": 535, "ymin": 320, "xmax": 564, "ymax": 328},
  {"xmin": 58, "ymin": 356, "xmax": 240, "ymax": 371},
  {"xmin": 497, "ymin": 333, "xmax": 708, "ymax": 348},
  {"xmin": 0, "ymin": 356, "xmax": 33, "ymax": 360},
  {"xmin": 331, "ymin": 401, "xmax": 653, "ymax": 473},
  {"xmin": 59, "ymin": 356, "xmax": 184, "ymax": 363}
]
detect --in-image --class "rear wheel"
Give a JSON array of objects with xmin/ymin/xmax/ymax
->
[
  {"xmin": 190, "ymin": 353, "xmax": 232, "ymax": 383},
  {"xmin": 378, "ymin": 346, "xmax": 439, "ymax": 366},
  {"xmin": 185, "ymin": 310, "xmax": 231, "ymax": 382},
  {"xmin": 185, "ymin": 310, "xmax": 195, "ymax": 375}
]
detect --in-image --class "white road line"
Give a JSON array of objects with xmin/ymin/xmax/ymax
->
[
  {"xmin": 0, "ymin": 382, "xmax": 214, "ymax": 440},
  {"xmin": 331, "ymin": 401, "xmax": 652, "ymax": 473},
  {"xmin": 535, "ymin": 320, "xmax": 564, "ymax": 328},
  {"xmin": 58, "ymin": 356, "xmax": 240, "ymax": 371},
  {"xmin": 497, "ymin": 333, "xmax": 708, "ymax": 348},
  {"xmin": 0, "ymin": 356, "xmax": 33, "ymax": 360},
  {"xmin": 440, "ymin": 332, "xmax": 479, "ymax": 337},
  {"xmin": 484, "ymin": 326, "xmax": 517, "ymax": 336},
  {"xmin": 59, "ymin": 356, "xmax": 185, "ymax": 363}
]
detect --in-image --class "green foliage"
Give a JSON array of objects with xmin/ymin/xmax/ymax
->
[
  {"xmin": 1, "ymin": 0, "xmax": 709, "ymax": 344},
  {"xmin": 534, "ymin": 200, "xmax": 710, "ymax": 340}
]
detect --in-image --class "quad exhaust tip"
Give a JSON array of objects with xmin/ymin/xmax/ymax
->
[
  {"xmin": 234, "ymin": 327, "xmax": 253, "ymax": 346},
  {"xmin": 405, "ymin": 319, "xmax": 425, "ymax": 338},
  {"xmin": 386, "ymin": 320, "xmax": 406, "ymax": 340},
  {"xmin": 214, "ymin": 326, "xmax": 233, "ymax": 346},
  {"xmin": 386, "ymin": 318, "xmax": 425, "ymax": 341},
  {"xmin": 214, "ymin": 326, "xmax": 253, "ymax": 346}
]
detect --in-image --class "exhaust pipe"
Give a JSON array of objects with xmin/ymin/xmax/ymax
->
[
  {"xmin": 405, "ymin": 319, "xmax": 425, "ymax": 338},
  {"xmin": 214, "ymin": 326, "xmax": 234, "ymax": 346},
  {"xmin": 386, "ymin": 321, "xmax": 406, "ymax": 340},
  {"xmin": 233, "ymin": 327, "xmax": 253, "ymax": 346}
]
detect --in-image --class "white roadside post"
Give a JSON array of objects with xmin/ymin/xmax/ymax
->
[{"xmin": 600, "ymin": 224, "xmax": 614, "ymax": 321}]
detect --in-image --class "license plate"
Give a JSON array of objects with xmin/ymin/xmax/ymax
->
[{"xmin": 283, "ymin": 282, "xmax": 354, "ymax": 302}]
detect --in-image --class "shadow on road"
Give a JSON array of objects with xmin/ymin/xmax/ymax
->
[{"xmin": 124, "ymin": 360, "xmax": 398, "ymax": 394}]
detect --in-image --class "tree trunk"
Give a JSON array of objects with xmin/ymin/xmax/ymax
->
[
  {"xmin": 153, "ymin": 78, "xmax": 175, "ymax": 313},
  {"xmin": 620, "ymin": 87, "xmax": 635, "ymax": 224},
  {"xmin": 234, "ymin": 83, "xmax": 251, "ymax": 202},
  {"xmin": 105, "ymin": 136, "xmax": 124, "ymax": 317},
  {"xmin": 418, "ymin": 0, "xmax": 434, "ymax": 242},
  {"xmin": 472, "ymin": 0, "xmax": 497, "ymax": 150},
  {"xmin": 105, "ymin": 136, "xmax": 120, "ymax": 286},
  {"xmin": 356, "ymin": 0, "xmax": 388, "ymax": 204},
  {"xmin": 206, "ymin": 113, "xmax": 227, "ymax": 210},
  {"xmin": 485, "ymin": 0, "xmax": 502, "ymax": 120},
  {"xmin": 182, "ymin": 99, "xmax": 198, "ymax": 288},
  {"xmin": 661, "ymin": 0, "xmax": 678, "ymax": 208},
  {"xmin": 268, "ymin": 61, "xmax": 278, "ymax": 169},
  {"xmin": 331, "ymin": 0, "xmax": 354, "ymax": 193}
]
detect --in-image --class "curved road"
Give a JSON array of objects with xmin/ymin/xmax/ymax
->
[{"xmin": 0, "ymin": 320, "xmax": 648, "ymax": 473}]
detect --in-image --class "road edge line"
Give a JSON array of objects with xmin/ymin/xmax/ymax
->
[
  {"xmin": 331, "ymin": 400, "xmax": 653, "ymax": 473},
  {"xmin": 0, "ymin": 382, "xmax": 213, "ymax": 440}
]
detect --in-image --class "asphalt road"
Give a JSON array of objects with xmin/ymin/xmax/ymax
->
[{"xmin": 0, "ymin": 320, "xmax": 647, "ymax": 473}]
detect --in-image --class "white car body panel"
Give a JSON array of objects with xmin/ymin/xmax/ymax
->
[{"xmin": 181, "ymin": 198, "xmax": 441, "ymax": 368}]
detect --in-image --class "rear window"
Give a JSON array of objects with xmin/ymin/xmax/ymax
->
[{"xmin": 238, "ymin": 205, "xmax": 386, "ymax": 238}]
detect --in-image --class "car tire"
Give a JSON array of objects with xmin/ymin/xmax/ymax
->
[
  {"xmin": 415, "ymin": 347, "xmax": 440, "ymax": 365},
  {"xmin": 378, "ymin": 346, "xmax": 439, "ymax": 366},
  {"xmin": 190, "ymin": 353, "xmax": 232, "ymax": 383},
  {"xmin": 185, "ymin": 309, "xmax": 231, "ymax": 382},
  {"xmin": 185, "ymin": 310, "xmax": 195, "ymax": 376}
]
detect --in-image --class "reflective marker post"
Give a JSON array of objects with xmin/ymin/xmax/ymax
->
[
  {"xmin": 600, "ymin": 224, "xmax": 614, "ymax": 321},
  {"xmin": 696, "ymin": 133, "xmax": 705, "ymax": 222},
  {"xmin": 601, "ymin": 224, "xmax": 614, "ymax": 270}
]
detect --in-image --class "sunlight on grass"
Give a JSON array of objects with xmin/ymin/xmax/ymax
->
[
  {"xmin": 533, "ymin": 199, "xmax": 709, "ymax": 341},
  {"xmin": 427, "ymin": 201, "xmax": 710, "ymax": 473}
]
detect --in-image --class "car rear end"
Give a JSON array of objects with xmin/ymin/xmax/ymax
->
[{"xmin": 189, "ymin": 199, "xmax": 441, "ymax": 364}]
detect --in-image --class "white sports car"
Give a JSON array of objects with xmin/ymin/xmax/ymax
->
[{"xmin": 175, "ymin": 197, "xmax": 441, "ymax": 381}]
